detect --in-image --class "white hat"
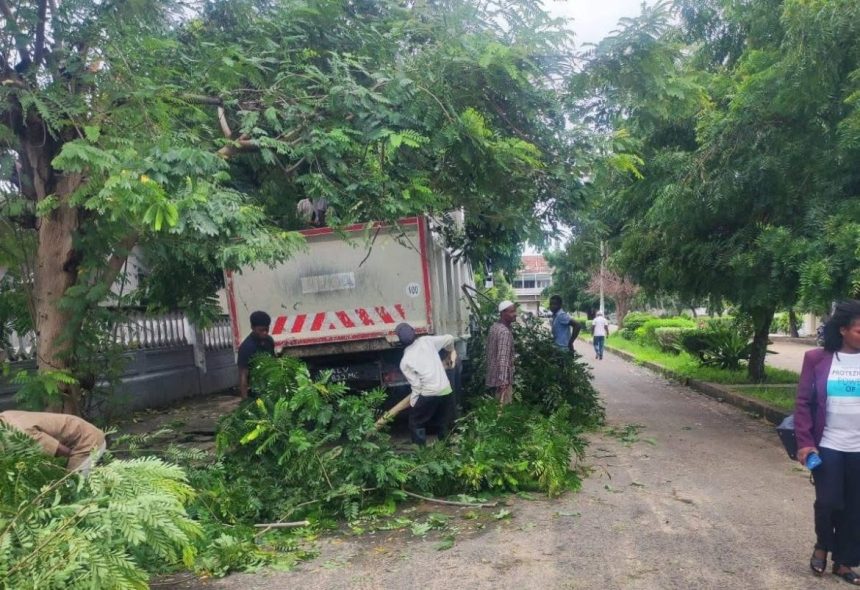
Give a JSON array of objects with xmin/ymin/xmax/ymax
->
[{"xmin": 498, "ymin": 300, "xmax": 517, "ymax": 313}]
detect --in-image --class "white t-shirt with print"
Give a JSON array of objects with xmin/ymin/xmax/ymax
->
[{"xmin": 820, "ymin": 352, "xmax": 860, "ymax": 453}]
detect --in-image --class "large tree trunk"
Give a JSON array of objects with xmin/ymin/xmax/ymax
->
[
  {"xmin": 747, "ymin": 306, "xmax": 775, "ymax": 383},
  {"xmin": 26, "ymin": 130, "xmax": 84, "ymax": 413}
]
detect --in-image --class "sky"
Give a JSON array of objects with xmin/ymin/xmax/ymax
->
[{"xmin": 545, "ymin": 0, "xmax": 650, "ymax": 46}]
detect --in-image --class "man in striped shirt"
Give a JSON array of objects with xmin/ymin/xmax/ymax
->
[{"xmin": 485, "ymin": 300, "xmax": 517, "ymax": 404}]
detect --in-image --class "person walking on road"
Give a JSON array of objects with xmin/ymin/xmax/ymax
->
[
  {"xmin": 486, "ymin": 300, "xmax": 516, "ymax": 404},
  {"xmin": 395, "ymin": 323, "xmax": 456, "ymax": 445},
  {"xmin": 795, "ymin": 299, "xmax": 860, "ymax": 585},
  {"xmin": 549, "ymin": 295, "xmax": 579, "ymax": 352},
  {"xmin": 591, "ymin": 311, "xmax": 609, "ymax": 360},
  {"xmin": 238, "ymin": 310, "xmax": 276, "ymax": 399},
  {"xmin": 0, "ymin": 410, "xmax": 106, "ymax": 473}
]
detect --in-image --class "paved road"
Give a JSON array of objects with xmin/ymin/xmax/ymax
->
[
  {"xmin": 203, "ymin": 342, "xmax": 819, "ymax": 590},
  {"xmin": 766, "ymin": 339, "xmax": 815, "ymax": 374}
]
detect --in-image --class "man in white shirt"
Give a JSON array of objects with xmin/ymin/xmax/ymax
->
[
  {"xmin": 591, "ymin": 311, "xmax": 610, "ymax": 360},
  {"xmin": 395, "ymin": 323, "xmax": 456, "ymax": 445}
]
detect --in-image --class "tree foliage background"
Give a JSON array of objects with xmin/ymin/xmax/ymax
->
[
  {"xmin": 569, "ymin": 0, "xmax": 860, "ymax": 380},
  {"xmin": 0, "ymin": 0, "xmax": 584, "ymax": 412}
]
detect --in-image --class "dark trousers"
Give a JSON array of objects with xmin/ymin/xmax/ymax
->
[
  {"xmin": 812, "ymin": 447, "xmax": 860, "ymax": 566},
  {"xmin": 409, "ymin": 394, "xmax": 454, "ymax": 445}
]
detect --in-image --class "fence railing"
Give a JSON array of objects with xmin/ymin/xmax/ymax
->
[
  {"xmin": 201, "ymin": 316, "xmax": 233, "ymax": 350},
  {"xmin": 3, "ymin": 313, "xmax": 234, "ymax": 361}
]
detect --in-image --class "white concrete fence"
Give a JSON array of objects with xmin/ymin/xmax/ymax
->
[{"xmin": 1, "ymin": 312, "xmax": 238, "ymax": 413}]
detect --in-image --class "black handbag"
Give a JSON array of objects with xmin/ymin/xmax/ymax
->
[
  {"xmin": 777, "ymin": 381, "xmax": 817, "ymax": 461},
  {"xmin": 776, "ymin": 414, "xmax": 798, "ymax": 460}
]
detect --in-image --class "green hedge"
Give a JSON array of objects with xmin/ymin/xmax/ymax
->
[
  {"xmin": 653, "ymin": 327, "xmax": 696, "ymax": 354},
  {"xmin": 619, "ymin": 312, "xmax": 659, "ymax": 339},
  {"xmin": 634, "ymin": 318, "xmax": 696, "ymax": 346}
]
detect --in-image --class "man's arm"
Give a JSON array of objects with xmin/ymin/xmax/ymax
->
[
  {"xmin": 25, "ymin": 427, "xmax": 68, "ymax": 459},
  {"xmin": 237, "ymin": 341, "xmax": 252, "ymax": 399},
  {"xmin": 428, "ymin": 334, "xmax": 456, "ymax": 352},
  {"xmin": 239, "ymin": 367, "xmax": 250, "ymax": 399}
]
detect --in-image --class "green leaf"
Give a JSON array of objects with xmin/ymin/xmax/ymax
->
[{"xmin": 84, "ymin": 125, "xmax": 101, "ymax": 143}]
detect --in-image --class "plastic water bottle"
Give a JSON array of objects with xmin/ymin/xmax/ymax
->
[{"xmin": 806, "ymin": 452, "xmax": 822, "ymax": 470}]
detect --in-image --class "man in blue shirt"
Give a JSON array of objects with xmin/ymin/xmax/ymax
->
[{"xmin": 549, "ymin": 295, "xmax": 580, "ymax": 352}]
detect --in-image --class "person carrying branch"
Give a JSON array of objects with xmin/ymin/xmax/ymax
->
[
  {"xmin": 395, "ymin": 323, "xmax": 456, "ymax": 446},
  {"xmin": 0, "ymin": 410, "xmax": 106, "ymax": 474}
]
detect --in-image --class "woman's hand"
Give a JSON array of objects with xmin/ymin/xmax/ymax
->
[{"xmin": 798, "ymin": 446, "xmax": 818, "ymax": 465}]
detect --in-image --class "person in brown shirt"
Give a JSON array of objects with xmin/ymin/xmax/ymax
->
[{"xmin": 0, "ymin": 410, "xmax": 106, "ymax": 473}]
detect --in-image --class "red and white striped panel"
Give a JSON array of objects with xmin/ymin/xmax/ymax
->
[{"xmin": 270, "ymin": 304, "xmax": 409, "ymax": 336}]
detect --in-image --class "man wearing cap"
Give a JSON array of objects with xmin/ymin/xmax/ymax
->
[
  {"xmin": 0, "ymin": 410, "xmax": 106, "ymax": 474},
  {"xmin": 486, "ymin": 300, "xmax": 517, "ymax": 404},
  {"xmin": 395, "ymin": 323, "xmax": 456, "ymax": 445},
  {"xmin": 591, "ymin": 310, "xmax": 609, "ymax": 360},
  {"xmin": 237, "ymin": 310, "xmax": 276, "ymax": 399}
]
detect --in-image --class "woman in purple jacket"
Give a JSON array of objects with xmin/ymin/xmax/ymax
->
[{"xmin": 795, "ymin": 300, "xmax": 860, "ymax": 584}]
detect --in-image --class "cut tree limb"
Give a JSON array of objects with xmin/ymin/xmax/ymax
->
[
  {"xmin": 375, "ymin": 392, "xmax": 412, "ymax": 429},
  {"xmin": 253, "ymin": 520, "xmax": 310, "ymax": 529},
  {"xmin": 401, "ymin": 490, "xmax": 497, "ymax": 508}
]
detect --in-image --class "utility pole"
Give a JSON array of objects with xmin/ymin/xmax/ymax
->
[{"xmin": 599, "ymin": 240, "xmax": 605, "ymax": 314}]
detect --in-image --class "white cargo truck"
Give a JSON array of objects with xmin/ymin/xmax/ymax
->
[{"xmin": 225, "ymin": 216, "xmax": 473, "ymax": 391}]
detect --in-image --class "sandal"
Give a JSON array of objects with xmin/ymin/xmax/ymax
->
[
  {"xmin": 833, "ymin": 564, "xmax": 860, "ymax": 585},
  {"xmin": 810, "ymin": 546, "xmax": 827, "ymax": 576}
]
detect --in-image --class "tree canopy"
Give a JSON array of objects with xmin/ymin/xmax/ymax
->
[
  {"xmin": 570, "ymin": 0, "xmax": 860, "ymax": 380},
  {"xmin": 0, "ymin": 0, "xmax": 585, "ymax": 411}
]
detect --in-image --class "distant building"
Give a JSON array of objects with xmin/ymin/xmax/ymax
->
[{"xmin": 513, "ymin": 255, "xmax": 553, "ymax": 315}]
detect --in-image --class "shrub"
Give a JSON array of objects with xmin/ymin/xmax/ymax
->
[
  {"xmin": 653, "ymin": 327, "xmax": 695, "ymax": 354},
  {"xmin": 619, "ymin": 312, "xmax": 658, "ymax": 339},
  {"xmin": 634, "ymin": 318, "xmax": 696, "ymax": 347},
  {"xmin": 696, "ymin": 316, "xmax": 734, "ymax": 330},
  {"xmin": 771, "ymin": 312, "xmax": 790, "ymax": 334},
  {"xmin": 680, "ymin": 325, "xmax": 755, "ymax": 371}
]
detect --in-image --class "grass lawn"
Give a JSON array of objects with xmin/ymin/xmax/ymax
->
[
  {"xmin": 585, "ymin": 334, "xmax": 799, "ymax": 386},
  {"xmin": 729, "ymin": 386, "xmax": 797, "ymax": 411}
]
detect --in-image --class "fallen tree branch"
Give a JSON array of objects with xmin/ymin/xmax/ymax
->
[
  {"xmin": 253, "ymin": 520, "xmax": 310, "ymax": 529},
  {"xmin": 401, "ymin": 490, "xmax": 497, "ymax": 508},
  {"xmin": 374, "ymin": 391, "xmax": 411, "ymax": 429}
]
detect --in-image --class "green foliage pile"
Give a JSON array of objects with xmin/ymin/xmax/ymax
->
[
  {"xmin": 206, "ymin": 329, "xmax": 602, "ymax": 525},
  {"xmin": 213, "ymin": 357, "xmax": 412, "ymax": 522},
  {"xmin": 512, "ymin": 315, "xmax": 605, "ymax": 426},
  {"xmin": 0, "ymin": 427, "xmax": 200, "ymax": 590},
  {"xmin": 619, "ymin": 312, "xmax": 659, "ymax": 339},
  {"xmin": 449, "ymin": 400, "xmax": 587, "ymax": 497}
]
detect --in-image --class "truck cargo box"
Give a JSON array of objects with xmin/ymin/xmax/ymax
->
[{"xmin": 226, "ymin": 216, "xmax": 472, "ymax": 361}]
